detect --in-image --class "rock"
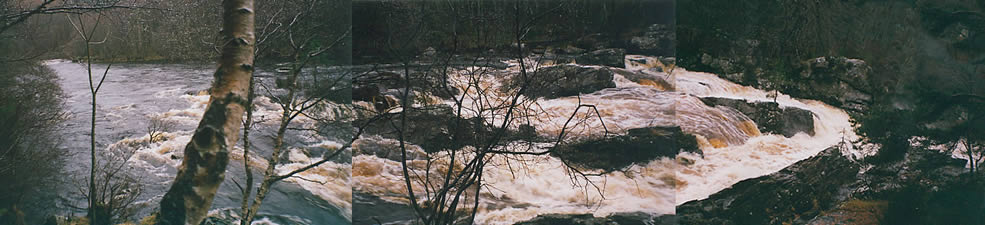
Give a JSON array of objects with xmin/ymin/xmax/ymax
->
[
  {"xmin": 352, "ymin": 84, "xmax": 381, "ymax": 102},
  {"xmin": 675, "ymin": 147, "xmax": 860, "ymax": 225},
  {"xmin": 612, "ymin": 68, "xmax": 674, "ymax": 91},
  {"xmin": 512, "ymin": 65, "xmax": 616, "ymax": 99},
  {"xmin": 794, "ymin": 56, "xmax": 873, "ymax": 112},
  {"xmin": 695, "ymin": 49, "xmax": 874, "ymax": 114},
  {"xmin": 628, "ymin": 24, "xmax": 675, "ymax": 56},
  {"xmin": 353, "ymin": 137, "xmax": 428, "ymax": 161},
  {"xmin": 560, "ymin": 45, "xmax": 587, "ymax": 55},
  {"xmin": 515, "ymin": 214, "xmax": 602, "ymax": 225},
  {"xmin": 552, "ymin": 126, "xmax": 699, "ymax": 172},
  {"xmin": 853, "ymin": 147, "xmax": 969, "ymax": 199},
  {"xmin": 515, "ymin": 212, "xmax": 672, "ymax": 225},
  {"xmin": 574, "ymin": 33, "xmax": 608, "ymax": 51},
  {"xmin": 699, "ymin": 97, "xmax": 815, "ymax": 137},
  {"xmin": 856, "ymin": 148, "xmax": 983, "ymax": 225},
  {"xmin": 807, "ymin": 200, "xmax": 888, "ymax": 225},
  {"xmin": 674, "ymin": 142, "xmax": 980, "ymax": 225},
  {"xmin": 354, "ymin": 105, "xmax": 490, "ymax": 153},
  {"xmin": 575, "ymin": 48, "xmax": 626, "ymax": 68},
  {"xmin": 423, "ymin": 46, "xmax": 437, "ymax": 56}
]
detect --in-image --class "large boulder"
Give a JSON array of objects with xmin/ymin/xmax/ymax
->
[
  {"xmin": 673, "ymin": 144, "xmax": 979, "ymax": 225},
  {"xmin": 353, "ymin": 106, "xmax": 490, "ymax": 153},
  {"xmin": 806, "ymin": 200, "xmax": 889, "ymax": 225},
  {"xmin": 690, "ymin": 41, "xmax": 876, "ymax": 114},
  {"xmin": 552, "ymin": 126, "xmax": 699, "ymax": 172},
  {"xmin": 793, "ymin": 56, "xmax": 873, "ymax": 113},
  {"xmin": 575, "ymin": 48, "xmax": 626, "ymax": 68},
  {"xmin": 612, "ymin": 68, "xmax": 675, "ymax": 91},
  {"xmin": 700, "ymin": 97, "xmax": 815, "ymax": 137},
  {"xmin": 513, "ymin": 65, "xmax": 616, "ymax": 99},
  {"xmin": 674, "ymin": 147, "xmax": 860, "ymax": 225}
]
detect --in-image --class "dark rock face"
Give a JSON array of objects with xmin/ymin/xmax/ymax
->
[
  {"xmin": 612, "ymin": 68, "xmax": 675, "ymax": 91},
  {"xmin": 353, "ymin": 106, "xmax": 490, "ymax": 153},
  {"xmin": 698, "ymin": 54, "xmax": 874, "ymax": 114},
  {"xmin": 675, "ymin": 147, "xmax": 860, "ymax": 225},
  {"xmin": 352, "ymin": 138, "xmax": 428, "ymax": 161},
  {"xmin": 700, "ymin": 97, "xmax": 815, "ymax": 137},
  {"xmin": 628, "ymin": 24, "xmax": 675, "ymax": 56},
  {"xmin": 552, "ymin": 126, "xmax": 699, "ymax": 172},
  {"xmin": 575, "ymin": 48, "xmax": 626, "ymax": 68},
  {"xmin": 560, "ymin": 45, "xmax": 588, "ymax": 55},
  {"xmin": 672, "ymin": 142, "xmax": 980, "ymax": 225},
  {"xmin": 806, "ymin": 200, "xmax": 888, "ymax": 225},
  {"xmin": 850, "ymin": 148, "xmax": 983, "ymax": 225},
  {"xmin": 514, "ymin": 65, "xmax": 616, "ymax": 99},
  {"xmin": 515, "ymin": 212, "xmax": 675, "ymax": 225},
  {"xmin": 793, "ymin": 57, "xmax": 873, "ymax": 113}
]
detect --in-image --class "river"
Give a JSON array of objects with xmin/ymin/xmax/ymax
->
[
  {"xmin": 46, "ymin": 60, "xmax": 352, "ymax": 224},
  {"xmin": 44, "ymin": 54, "xmax": 855, "ymax": 224},
  {"xmin": 351, "ymin": 55, "xmax": 856, "ymax": 224}
]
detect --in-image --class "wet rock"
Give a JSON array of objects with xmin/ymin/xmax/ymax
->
[
  {"xmin": 793, "ymin": 56, "xmax": 873, "ymax": 113},
  {"xmin": 575, "ymin": 48, "xmax": 626, "ymax": 68},
  {"xmin": 353, "ymin": 137, "xmax": 428, "ymax": 161},
  {"xmin": 707, "ymin": 55, "xmax": 873, "ymax": 114},
  {"xmin": 552, "ymin": 126, "xmax": 699, "ymax": 172},
  {"xmin": 514, "ymin": 214, "xmax": 602, "ymax": 225},
  {"xmin": 849, "ymin": 147, "xmax": 982, "ymax": 224},
  {"xmin": 853, "ymin": 147, "xmax": 969, "ymax": 199},
  {"xmin": 353, "ymin": 69, "xmax": 459, "ymax": 101},
  {"xmin": 574, "ymin": 33, "xmax": 609, "ymax": 51},
  {"xmin": 612, "ymin": 68, "xmax": 674, "ymax": 91},
  {"xmin": 515, "ymin": 212, "xmax": 673, "ymax": 225},
  {"xmin": 512, "ymin": 65, "xmax": 616, "ymax": 99},
  {"xmin": 807, "ymin": 200, "xmax": 888, "ymax": 225},
  {"xmin": 628, "ymin": 24, "xmax": 675, "ymax": 56},
  {"xmin": 673, "ymin": 142, "xmax": 980, "ymax": 225},
  {"xmin": 353, "ymin": 105, "xmax": 491, "ymax": 153},
  {"xmin": 675, "ymin": 147, "xmax": 860, "ymax": 225},
  {"xmin": 352, "ymin": 84, "xmax": 382, "ymax": 102},
  {"xmin": 700, "ymin": 97, "xmax": 815, "ymax": 137},
  {"xmin": 560, "ymin": 45, "xmax": 587, "ymax": 55}
]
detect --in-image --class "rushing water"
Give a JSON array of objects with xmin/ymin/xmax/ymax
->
[
  {"xmin": 46, "ymin": 60, "xmax": 351, "ymax": 224},
  {"xmin": 43, "ymin": 53, "xmax": 856, "ymax": 224},
  {"xmin": 351, "ymin": 55, "xmax": 856, "ymax": 224}
]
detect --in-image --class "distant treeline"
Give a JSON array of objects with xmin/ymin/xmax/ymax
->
[
  {"xmin": 352, "ymin": 0, "xmax": 674, "ymax": 63},
  {"xmin": 6, "ymin": 0, "xmax": 350, "ymax": 64},
  {"xmin": 678, "ymin": 0, "xmax": 985, "ymax": 97}
]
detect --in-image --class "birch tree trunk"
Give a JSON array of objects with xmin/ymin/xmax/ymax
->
[{"xmin": 156, "ymin": 0, "xmax": 254, "ymax": 224}]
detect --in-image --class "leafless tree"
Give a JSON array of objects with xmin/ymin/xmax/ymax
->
[
  {"xmin": 64, "ymin": 10, "xmax": 115, "ymax": 224},
  {"xmin": 156, "ymin": 0, "xmax": 256, "ymax": 224},
  {"xmin": 147, "ymin": 115, "xmax": 176, "ymax": 143},
  {"xmin": 0, "ymin": 0, "xmax": 149, "ymax": 35},
  {"xmin": 234, "ymin": 0, "xmax": 352, "ymax": 223},
  {"xmin": 358, "ymin": 1, "xmax": 610, "ymax": 224},
  {"xmin": 70, "ymin": 135, "xmax": 144, "ymax": 225}
]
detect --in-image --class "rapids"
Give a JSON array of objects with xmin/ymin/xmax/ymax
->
[
  {"xmin": 45, "ymin": 60, "xmax": 351, "ymax": 224},
  {"xmin": 351, "ymin": 55, "xmax": 856, "ymax": 224}
]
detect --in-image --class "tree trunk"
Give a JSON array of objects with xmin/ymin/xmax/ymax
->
[{"xmin": 156, "ymin": 0, "xmax": 254, "ymax": 224}]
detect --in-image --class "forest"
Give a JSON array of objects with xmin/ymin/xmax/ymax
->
[{"xmin": 0, "ymin": 0, "xmax": 983, "ymax": 225}]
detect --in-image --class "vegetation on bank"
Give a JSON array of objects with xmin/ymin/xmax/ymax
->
[
  {"xmin": 679, "ymin": 0, "xmax": 985, "ymax": 167},
  {"xmin": 679, "ymin": 0, "xmax": 985, "ymax": 223}
]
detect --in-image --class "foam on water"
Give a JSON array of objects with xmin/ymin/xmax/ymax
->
[
  {"xmin": 116, "ymin": 92, "xmax": 353, "ymax": 221},
  {"xmin": 352, "ymin": 55, "xmax": 858, "ymax": 224}
]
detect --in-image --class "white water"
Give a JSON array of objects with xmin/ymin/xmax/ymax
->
[
  {"xmin": 45, "ymin": 59, "xmax": 353, "ymax": 223},
  {"xmin": 671, "ymin": 64, "xmax": 857, "ymax": 204},
  {"xmin": 351, "ymin": 55, "xmax": 857, "ymax": 224},
  {"xmin": 131, "ymin": 92, "xmax": 355, "ymax": 220}
]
